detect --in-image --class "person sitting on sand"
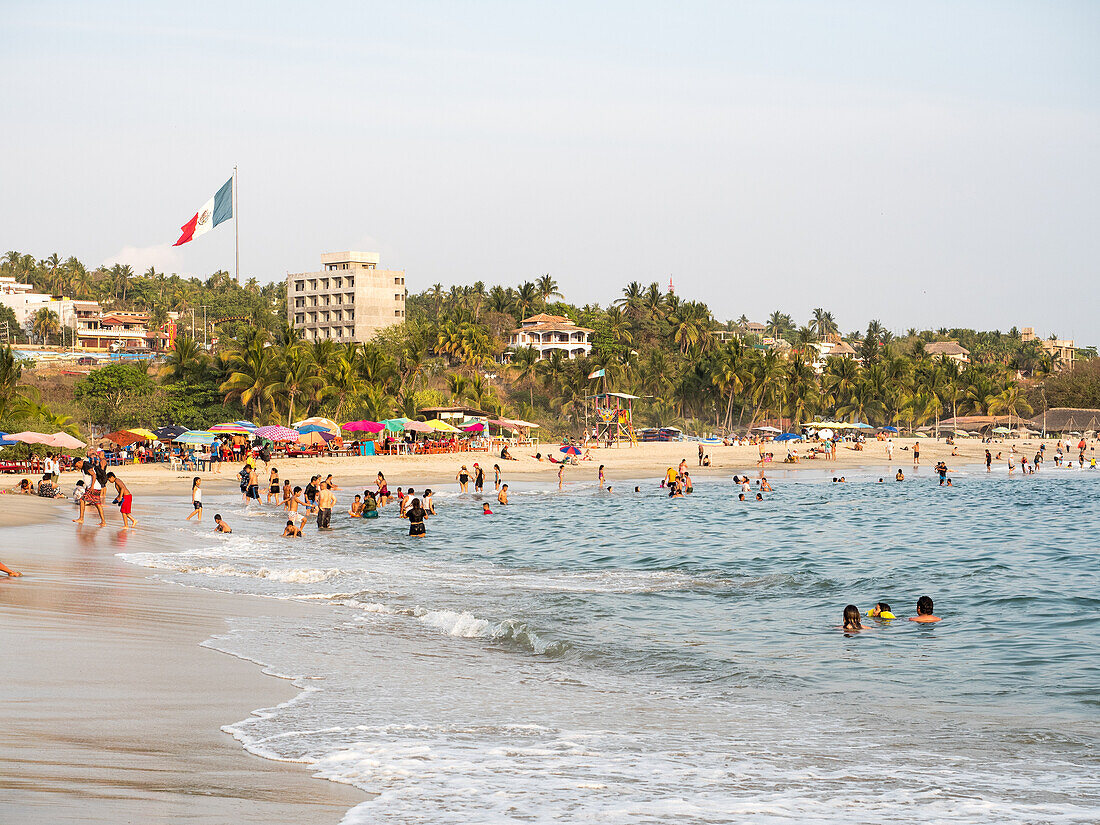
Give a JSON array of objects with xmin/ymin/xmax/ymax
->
[
  {"xmin": 868, "ymin": 602, "xmax": 895, "ymax": 620},
  {"xmin": 11, "ymin": 478, "xmax": 33, "ymax": 495},
  {"xmin": 500, "ymin": 445, "xmax": 516, "ymax": 460},
  {"xmin": 497, "ymin": 484, "xmax": 509, "ymax": 505},
  {"xmin": 350, "ymin": 495, "xmax": 364, "ymax": 517},
  {"xmin": 841, "ymin": 604, "xmax": 867, "ymax": 632},
  {"xmin": 214, "ymin": 513, "xmax": 232, "ymax": 533},
  {"xmin": 909, "ymin": 595, "xmax": 941, "ymax": 623},
  {"xmin": 702, "ymin": 454, "xmax": 711, "ymax": 467},
  {"xmin": 37, "ymin": 474, "xmax": 61, "ymax": 499},
  {"xmin": 482, "ymin": 502, "xmax": 493, "ymax": 515},
  {"xmin": 282, "ymin": 520, "xmax": 302, "ymax": 537}
]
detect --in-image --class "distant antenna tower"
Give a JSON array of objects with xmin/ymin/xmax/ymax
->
[{"xmin": 668, "ymin": 275, "xmax": 674, "ymax": 295}]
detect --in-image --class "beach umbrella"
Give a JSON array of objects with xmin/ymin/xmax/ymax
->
[
  {"xmin": 560, "ymin": 444, "xmax": 582, "ymax": 455},
  {"xmin": 774, "ymin": 433, "xmax": 801, "ymax": 441},
  {"xmin": 104, "ymin": 430, "xmax": 145, "ymax": 446},
  {"xmin": 992, "ymin": 426, "xmax": 1012, "ymax": 434},
  {"xmin": 853, "ymin": 422, "xmax": 874, "ymax": 429},
  {"xmin": 818, "ymin": 429, "xmax": 834, "ymax": 440},
  {"xmin": 253, "ymin": 425, "xmax": 300, "ymax": 442},
  {"xmin": 426, "ymin": 419, "xmax": 460, "ymax": 433},
  {"xmin": 154, "ymin": 424, "xmax": 187, "ymax": 440},
  {"xmin": 402, "ymin": 420, "xmax": 434, "ymax": 433},
  {"xmin": 880, "ymin": 426, "xmax": 899, "ymax": 433},
  {"xmin": 5, "ymin": 431, "xmax": 54, "ymax": 445},
  {"xmin": 174, "ymin": 430, "xmax": 217, "ymax": 445},
  {"xmin": 48, "ymin": 432, "xmax": 86, "ymax": 449},
  {"xmin": 343, "ymin": 420, "xmax": 385, "ymax": 434},
  {"xmin": 0, "ymin": 432, "xmax": 19, "ymax": 447},
  {"xmin": 752, "ymin": 425, "xmax": 781, "ymax": 433},
  {"xmin": 297, "ymin": 424, "xmax": 331, "ymax": 434},
  {"xmin": 126, "ymin": 428, "xmax": 158, "ymax": 440},
  {"xmin": 209, "ymin": 422, "xmax": 254, "ymax": 434},
  {"xmin": 462, "ymin": 422, "xmax": 485, "ymax": 433},
  {"xmin": 233, "ymin": 420, "xmax": 258, "ymax": 430},
  {"xmin": 292, "ymin": 416, "xmax": 340, "ymax": 434},
  {"xmin": 382, "ymin": 418, "xmax": 409, "ymax": 432}
]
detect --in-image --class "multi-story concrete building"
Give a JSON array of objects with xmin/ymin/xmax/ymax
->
[
  {"xmin": 1021, "ymin": 326, "xmax": 1075, "ymax": 370},
  {"xmin": 508, "ymin": 313, "xmax": 593, "ymax": 360},
  {"xmin": 287, "ymin": 252, "xmax": 406, "ymax": 343}
]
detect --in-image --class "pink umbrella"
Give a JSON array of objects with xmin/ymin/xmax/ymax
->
[
  {"xmin": 462, "ymin": 423, "xmax": 485, "ymax": 433},
  {"xmin": 402, "ymin": 420, "xmax": 434, "ymax": 433},
  {"xmin": 47, "ymin": 432, "xmax": 86, "ymax": 449},
  {"xmin": 343, "ymin": 420, "xmax": 385, "ymax": 434},
  {"xmin": 6, "ymin": 431, "xmax": 54, "ymax": 445},
  {"xmin": 253, "ymin": 425, "xmax": 300, "ymax": 442}
]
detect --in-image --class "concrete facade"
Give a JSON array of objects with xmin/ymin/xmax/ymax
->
[
  {"xmin": 508, "ymin": 314, "xmax": 593, "ymax": 360},
  {"xmin": 287, "ymin": 252, "xmax": 406, "ymax": 343}
]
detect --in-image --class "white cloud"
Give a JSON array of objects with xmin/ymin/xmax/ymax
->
[{"xmin": 101, "ymin": 244, "xmax": 180, "ymax": 274}]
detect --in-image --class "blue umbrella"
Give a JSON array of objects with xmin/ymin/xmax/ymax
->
[
  {"xmin": 297, "ymin": 424, "xmax": 330, "ymax": 434},
  {"xmin": 560, "ymin": 445, "xmax": 582, "ymax": 455},
  {"xmin": 0, "ymin": 432, "xmax": 18, "ymax": 447},
  {"xmin": 881, "ymin": 426, "xmax": 899, "ymax": 433},
  {"xmin": 174, "ymin": 430, "xmax": 217, "ymax": 446},
  {"xmin": 774, "ymin": 432, "xmax": 801, "ymax": 441}
]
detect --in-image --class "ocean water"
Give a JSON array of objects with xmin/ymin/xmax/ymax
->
[{"xmin": 117, "ymin": 466, "xmax": 1100, "ymax": 824}]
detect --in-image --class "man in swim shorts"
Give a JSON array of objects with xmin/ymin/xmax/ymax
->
[{"xmin": 316, "ymin": 481, "xmax": 335, "ymax": 530}]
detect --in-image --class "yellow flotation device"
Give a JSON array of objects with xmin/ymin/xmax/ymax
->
[{"xmin": 867, "ymin": 610, "xmax": 896, "ymax": 619}]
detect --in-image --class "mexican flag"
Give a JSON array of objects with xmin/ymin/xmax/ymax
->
[{"xmin": 173, "ymin": 177, "xmax": 233, "ymax": 246}]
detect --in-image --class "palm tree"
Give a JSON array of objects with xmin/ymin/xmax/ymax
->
[
  {"xmin": 31, "ymin": 307, "xmax": 60, "ymax": 344},
  {"xmin": 766, "ymin": 311, "xmax": 793, "ymax": 339},
  {"xmin": 270, "ymin": 344, "xmax": 322, "ymax": 425},
  {"xmin": 515, "ymin": 282, "xmax": 541, "ymax": 319},
  {"xmin": 509, "ymin": 346, "xmax": 541, "ymax": 406},
  {"xmin": 220, "ymin": 339, "xmax": 278, "ymax": 418},
  {"xmin": 810, "ymin": 308, "xmax": 838, "ymax": 338},
  {"xmin": 162, "ymin": 335, "xmax": 209, "ymax": 383},
  {"xmin": 988, "ymin": 385, "xmax": 1033, "ymax": 428},
  {"xmin": 536, "ymin": 274, "xmax": 560, "ymax": 302}
]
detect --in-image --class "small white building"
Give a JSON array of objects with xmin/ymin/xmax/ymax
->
[
  {"xmin": 809, "ymin": 339, "xmax": 861, "ymax": 373},
  {"xmin": 508, "ymin": 313, "xmax": 593, "ymax": 360}
]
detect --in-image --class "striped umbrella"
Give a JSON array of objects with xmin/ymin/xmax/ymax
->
[
  {"xmin": 174, "ymin": 430, "xmax": 217, "ymax": 446},
  {"xmin": 209, "ymin": 422, "xmax": 254, "ymax": 434},
  {"xmin": 253, "ymin": 425, "xmax": 300, "ymax": 442}
]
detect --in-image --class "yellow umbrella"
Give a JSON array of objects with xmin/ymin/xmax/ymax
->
[
  {"xmin": 126, "ymin": 428, "xmax": 159, "ymax": 440},
  {"xmin": 425, "ymin": 419, "xmax": 460, "ymax": 433}
]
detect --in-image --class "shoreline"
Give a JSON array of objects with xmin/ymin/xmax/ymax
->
[
  {"xmin": 0, "ymin": 502, "xmax": 366, "ymax": 824},
  {"xmin": 7, "ymin": 436, "xmax": 1074, "ymax": 499}
]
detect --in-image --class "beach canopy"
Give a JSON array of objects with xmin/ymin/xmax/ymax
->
[
  {"xmin": 992, "ymin": 426, "xmax": 1012, "ymax": 434},
  {"xmin": 174, "ymin": 430, "xmax": 217, "ymax": 445},
  {"xmin": 253, "ymin": 425, "xmax": 300, "ymax": 442},
  {"xmin": 753, "ymin": 425, "xmax": 782, "ymax": 433},
  {"xmin": 297, "ymin": 424, "xmax": 330, "ymax": 434},
  {"xmin": 343, "ymin": 420, "xmax": 385, "ymax": 434},
  {"xmin": 425, "ymin": 419, "xmax": 460, "ymax": 433},
  {"xmin": 402, "ymin": 420, "xmax": 434, "ymax": 433},
  {"xmin": 5, "ymin": 431, "xmax": 53, "ymax": 445},
  {"xmin": 155, "ymin": 424, "xmax": 188, "ymax": 440},
  {"xmin": 8, "ymin": 431, "xmax": 86, "ymax": 448}
]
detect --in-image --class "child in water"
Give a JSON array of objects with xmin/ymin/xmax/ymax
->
[
  {"xmin": 868, "ymin": 602, "xmax": 895, "ymax": 620},
  {"xmin": 841, "ymin": 605, "xmax": 868, "ymax": 631}
]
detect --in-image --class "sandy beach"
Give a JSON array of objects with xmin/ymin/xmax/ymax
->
[{"xmin": 0, "ymin": 501, "xmax": 365, "ymax": 824}]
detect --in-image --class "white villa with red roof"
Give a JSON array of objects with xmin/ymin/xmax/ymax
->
[{"xmin": 508, "ymin": 313, "xmax": 593, "ymax": 360}]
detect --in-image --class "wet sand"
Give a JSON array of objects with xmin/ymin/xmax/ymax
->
[{"xmin": 0, "ymin": 503, "xmax": 366, "ymax": 824}]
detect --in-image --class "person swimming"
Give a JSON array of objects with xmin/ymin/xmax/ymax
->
[
  {"xmin": 868, "ymin": 602, "xmax": 895, "ymax": 620},
  {"xmin": 842, "ymin": 604, "xmax": 865, "ymax": 631},
  {"xmin": 282, "ymin": 520, "xmax": 302, "ymax": 537},
  {"xmin": 895, "ymin": 469, "xmax": 904, "ymax": 481},
  {"xmin": 755, "ymin": 492, "xmax": 763, "ymax": 501},
  {"xmin": 482, "ymin": 502, "xmax": 493, "ymax": 515},
  {"xmin": 909, "ymin": 595, "xmax": 941, "ymax": 623}
]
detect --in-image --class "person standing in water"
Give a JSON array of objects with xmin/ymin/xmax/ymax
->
[
  {"xmin": 457, "ymin": 465, "xmax": 470, "ymax": 492},
  {"xmin": 558, "ymin": 464, "xmax": 564, "ymax": 489},
  {"xmin": 909, "ymin": 595, "xmax": 941, "ymax": 623},
  {"xmin": 267, "ymin": 467, "xmax": 280, "ymax": 504},
  {"xmin": 185, "ymin": 477, "xmax": 203, "ymax": 522},
  {"xmin": 405, "ymin": 497, "xmax": 427, "ymax": 537},
  {"xmin": 494, "ymin": 464, "xmax": 502, "ymax": 491},
  {"xmin": 316, "ymin": 482, "xmax": 335, "ymax": 530},
  {"xmin": 498, "ymin": 484, "xmax": 509, "ymax": 505},
  {"xmin": 473, "ymin": 463, "xmax": 484, "ymax": 493},
  {"xmin": 105, "ymin": 472, "xmax": 136, "ymax": 529},
  {"xmin": 913, "ymin": 441, "xmax": 920, "ymax": 466},
  {"xmin": 986, "ymin": 449, "xmax": 992, "ymax": 472},
  {"xmin": 598, "ymin": 465, "xmax": 605, "ymax": 488}
]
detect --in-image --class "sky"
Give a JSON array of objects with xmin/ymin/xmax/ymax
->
[{"xmin": 2, "ymin": 1, "xmax": 1098, "ymax": 343}]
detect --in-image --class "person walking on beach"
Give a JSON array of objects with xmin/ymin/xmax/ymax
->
[
  {"xmin": 186, "ymin": 477, "xmax": 203, "ymax": 522},
  {"xmin": 698, "ymin": 443, "xmax": 704, "ymax": 466},
  {"xmin": 473, "ymin": 463, "xmax": 484, "ymax": 493},
  {"xmin": 886, "ymin": 438, "xmax": 894, "ymax": 460},
  {"xmin": 105, "ymin": 472, "xmax": 136, "ymax": 529},
  {"xmin": 457, "ymin": 465, "xmax": 470, "ymax": 492},
  {"xmin": 316, "ymin": 481, "xmax": 335, "ymax": 530}
]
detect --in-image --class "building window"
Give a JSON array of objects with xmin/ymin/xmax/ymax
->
[
  {"xmin": 295, "ymin": 281, "xmax": 304, "ymax": 292},
  {"xmin": 347, "ymin": 277, "xmax": 354, "ymax": 287},
  {"xmin": 333, "ymin": 277, "xmax": 342, "ymax": 288},
  {"xmin": 395, "ymin": 294, "xmax": 402, "ymax": 302},
  {"xmin": 395, "ymin": 310, "xmax": 402, "ymax": 317}
]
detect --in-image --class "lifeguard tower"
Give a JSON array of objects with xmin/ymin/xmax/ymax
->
[{"xmin": 584, "ymin": 392, "xmax": 639, "ymax": 447}]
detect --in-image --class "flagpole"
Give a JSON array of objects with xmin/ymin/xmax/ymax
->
[{"xmin": 233, "ymin": 165, "xmax": 239, "ymax": 284}]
